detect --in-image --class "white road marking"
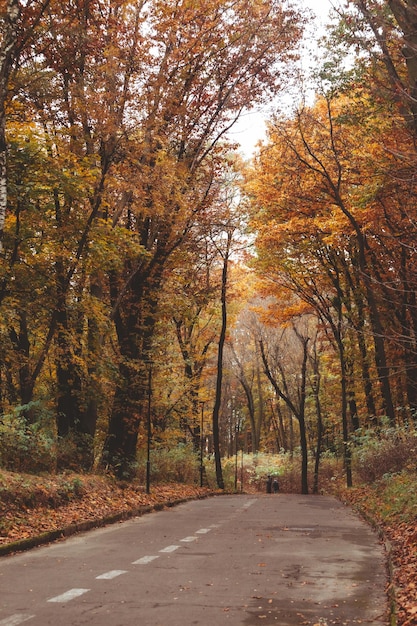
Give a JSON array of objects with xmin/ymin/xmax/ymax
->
[
  {"xmin": 132, "ymin": 555, "xmax": 159, "ymax": 565},
  {"xmin": 0, "ymin": 615, "xmax": 35, "ymax": 626},
  {"xmin": 159, "ymin": 545, "xmax": 180, "ymax": 553},
  {"xmin": 195, "ymin": 528, "xmax": 211, "ymax": 534},
  {"xmin": 96, "ymin": 569, "xmax": 127, "ymax": 580},
  {"xmin": 47, "ymin": 588, "xmax": 90, "ymax": 603},
  {"xmin": 180, "ymin": 536, "xmax": 197, "ymax": 542}
]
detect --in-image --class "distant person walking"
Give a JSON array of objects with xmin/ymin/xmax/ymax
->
[
  {"xmin": 273, "ymin": 478, "xmax": 280, "ymax": 493},
  {"xmin": 266, "ymin": 475, "xmax": 272, "ymax": 493}
]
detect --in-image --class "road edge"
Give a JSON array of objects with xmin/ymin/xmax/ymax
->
[{"xmin": 0, "ymin": 493, "xmax": 216, "ymax": 558}]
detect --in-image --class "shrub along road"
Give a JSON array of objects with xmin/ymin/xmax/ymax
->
[{"xmin": 0, "ymin": 494, "xmax": 387, "ymax": 625}]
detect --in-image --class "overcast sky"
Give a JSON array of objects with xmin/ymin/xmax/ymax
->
[{"xmin": 231, "ymin": 0, "xmax": 335, "ymax": 157}]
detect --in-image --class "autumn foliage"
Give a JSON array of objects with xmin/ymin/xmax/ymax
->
[{"xmin": 0, "ymin": 0, "xmax": 304, "ymax": 476}]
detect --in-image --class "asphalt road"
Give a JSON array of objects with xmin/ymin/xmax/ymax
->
[{"xmin": 0, "ymin": 494, "xmax": 388, "ymax": 626}]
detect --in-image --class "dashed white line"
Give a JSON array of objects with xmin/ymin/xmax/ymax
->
[
  {"xmin": 47, "ymin": 588, "xmax": 90, "ymax": 603},
  {"xmin": 96, "ymin": 569, "xmax": 127, "ymax": 580},
  {"xmin": 132, "ymin": 555, "xmax": 159, "ymax": 565},
  {"xmin": 2, "ymin": 518, "xmax": 222, "ymax": 624},
  {"xmin": 0, "ymin": 615, "xmax": 35, "ymax": 626},
  {"xmin": 180, "ymin": 536, "xmax": 198, "ymax": 542},
  {"xmin": 159, "ymin": 545, "xmax": 180, "ymax": 553}
]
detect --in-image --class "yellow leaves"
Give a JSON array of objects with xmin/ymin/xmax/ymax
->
[{"xmin": 88, "ymin": 218, "xmax": 148, "ymax": 274}]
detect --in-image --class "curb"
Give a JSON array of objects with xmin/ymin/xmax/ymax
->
[
  {"xmin": 338, "ymin": 497, "xmax": 397, "ymax": 626},
  {"xmin": 0, "ymin": 494, "xmax": 211, "ymax": 558}
]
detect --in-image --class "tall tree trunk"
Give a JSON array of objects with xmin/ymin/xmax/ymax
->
[
  {"xmin": 384, "ymin": 0, "xmax": 417, "ymax": 131},
  {"xmin": 101, "ymin": 259, "xmax": 163, "ymax": 478},
  {"xmin": 275, "ymin": 401, "xmax": 288, "ymax": 451},
  {"xmin": 311, "ymin": 352, "xmax": 324, "ymax": 495},
  {"xmin": 398, "ymin": 248, "xmax": 417, "ymax": 419},
  {"xmin": 360, "ymin": 254, "xmax": 396, "ymax": 426},
  {"xmin": 346, "ymin": 354, "xmax": 360, "ymax": 431},
  {"xmin": 255, "ymin": 350, "xmax": 265, "ymax": 451},
  {"xmin": 15, "ymin": 313, "xmax": 32, "ymax": 407},
  {"xmin": 239, "ymin": 377, "xmax": 257, "ymax": 452},
  {"xmin": 298, "ymin": 336, "xmax": 309, "ymax": 495},
  {"xmin": 103, "ymin": 358, "xmax": 147, "ymax": 477},
  {"xmin": 353, "ymin": 294, "xmax": 378, "ymax": 424},
  {"xmin": 331, "ymin": 180, "xmax": 396, "ymax": 426},
  {"xmin": 212, "ymin": 231, "xmax": 233, "ymax": 490},
  {"xmin": 337, "ymin": 336, "xmax": 353, "ymax": 488},
  {"xmin": 345, "ymin": 256, "xmax": 378, "ymax": 423},
  {"xmin": 231, "ymin": 344, "xmax": 259, "ymax": 452}
]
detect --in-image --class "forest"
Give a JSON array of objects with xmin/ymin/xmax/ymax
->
[{"xmin": 1, "ymin": 0, "xmax": 417, "ymax": 497}]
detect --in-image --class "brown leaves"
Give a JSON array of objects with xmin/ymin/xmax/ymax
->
[
  {"xmin": 391, "ymin": 525, "xmax": 417, "ymax": 625},
  {"xmin": 0, "ymin": 471, "xmax": 212, "ymax": 546}
]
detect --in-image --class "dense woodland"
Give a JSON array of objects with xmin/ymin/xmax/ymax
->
[{"xmin": 1, "ymin": 0, "xmax": 417, "ymax": 492}]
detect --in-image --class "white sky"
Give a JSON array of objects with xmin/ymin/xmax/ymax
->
[{"xmin": 230, "ymin": 0, "xmax": 335, "ymax": 157}]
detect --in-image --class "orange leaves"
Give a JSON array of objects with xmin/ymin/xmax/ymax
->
[
  {"xmin": 0, "ymin": 470, "xmax": 213, "ymax": 547},
  {"xmin": 389, "ymin": 522, "xmax": 417, "ymax": 625}
]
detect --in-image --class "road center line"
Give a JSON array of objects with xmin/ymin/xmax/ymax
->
[
  {"xmin": 180, "ymin": 536, "xmax": 198, "ymax": 542},
  {"xmin": 0, "ymin": 615, "xmax": 35, "ymax": 626},
  {"xmin": 47, "ymin": 588, "xmax": 90, "ymax": 603},
  {"xmin": 96, "ymin": 570, "xmax": 127, "ymax": 580},
  {"xmin": 159, "ymin": 545, "xmax": 180, "ymax": 553},
  {"xmin": 195, "ymin": 528, "xmax": 211, "ymax": 534},
  {"xmin": 132, "ymin": 555, "xmax": 159, "ymax": 565}
]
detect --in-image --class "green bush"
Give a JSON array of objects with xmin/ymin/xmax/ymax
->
[
  {"xmin": 0, "ymin": 404, "xmax": 56, "ymax": 473},
  {"xmin": 353, "ymin": 425, "xmax": 417, "ymax": 483},
  {"xmin": 136, "ymin": 444, "xmax": 200, "ymax": 484}
]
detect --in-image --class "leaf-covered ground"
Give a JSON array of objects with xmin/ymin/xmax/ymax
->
[{"xmin": 0, "ymin": 470, "xmax": 214, "ymax": 550}]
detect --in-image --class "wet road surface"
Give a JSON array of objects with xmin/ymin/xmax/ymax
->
[{"xmin": 0, "ymin": 494, "xmax": 388, "ymax": 625}]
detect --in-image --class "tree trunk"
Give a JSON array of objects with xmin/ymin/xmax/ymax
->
[
  {"xmin": 102, "ymin": 359, "xmax": 147, "ymax": 477},
  {"xmin": 311, "ymin": 343, "xmax": 324, "ymax": 495},
  {"xmin": 239, "ymin": 376, "xmax": 257, "ymax": 452},
  {"xmin": 101, "ymin": 257, "xmax": 163, "ymax": 478},
  {"xmin": 255, "ymin": 351, "xmax": 265, "ymax": 451},
  {"xmin": 0, "ymin": 0, "xmax": 20, "ymax": 254},
  {"xmin": 212, "ymin": 231, "xmax": 232, "ymax": 490},
  {"xmin": 332, "ymin": 183, "xmax": 396, "ymax": 426},
  {"xmin": 298, "ymin": 337, "xmax": 309, "ymax": 495},
  {"xmin": 338, "ymin": 337, "xmax": 353, "ymax": 488},
  {"xmin": 387, "ymin": 0, "xmax": 417, "ymax": 131}
]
